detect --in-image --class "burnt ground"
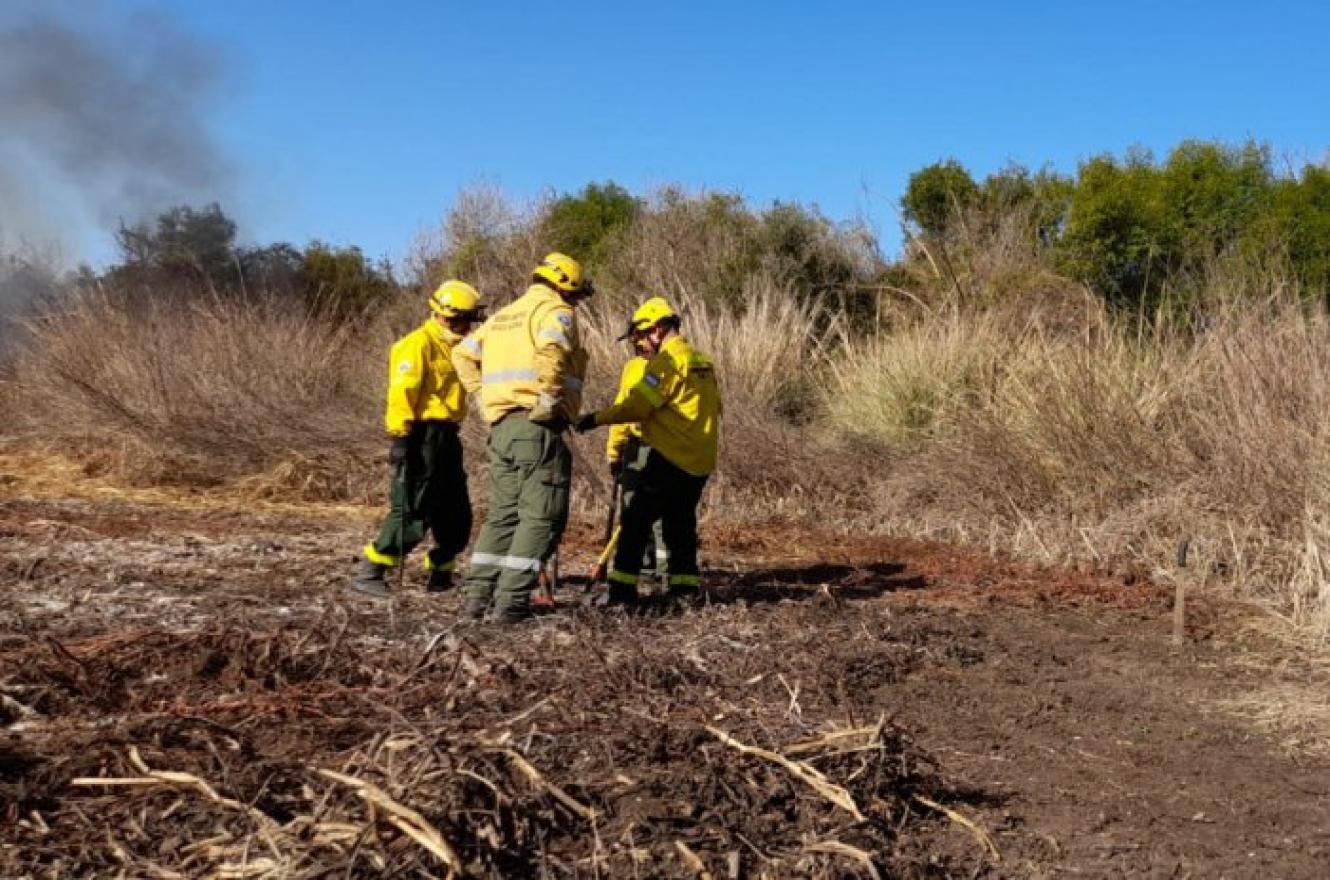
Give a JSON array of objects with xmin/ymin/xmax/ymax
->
[{"xmin": 1, "ymin": 483, "xmax": 1329, "ymax": 878}]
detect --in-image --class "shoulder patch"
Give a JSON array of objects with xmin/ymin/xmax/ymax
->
[
  {"xmin": 397, "ymin": 360, "xmax": 413, "ymax": 374},
  {"xmin": 644, "ymin": 373, "xmax": 661, "ymax": 387},
  {"xmin": 554, "ymin": 312, "xmax": 573, "ymax": 327}
]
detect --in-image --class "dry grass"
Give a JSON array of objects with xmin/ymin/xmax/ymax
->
[
  {"xmin": 822, "ymin": 286, "xmax": 1330, "ymax": 639},
  {"xmin": 3, "ymin": 287, "xmax": 383, "ymax": 496},
  {"xmin": 9, "ymin": 194, "xmax": 1330, "ymax": 641},
  {"xmin": 0, "ymin": 279, "xmax": 864, "ymax": 524}
]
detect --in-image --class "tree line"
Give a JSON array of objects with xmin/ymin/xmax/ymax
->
[
  {"xmin": 903, "ymin": 140, "xmax": 1330, "ymax": 309},
  {"xmin": 13, "ymin": 138, "xmax": 1327, "ymax": 324}
]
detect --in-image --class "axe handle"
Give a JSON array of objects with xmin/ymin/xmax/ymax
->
[{"xmin": 597, "ymin": 524, "xmax": 622, "ymax": 567}]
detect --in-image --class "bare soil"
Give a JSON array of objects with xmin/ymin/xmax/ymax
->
[{"xmin": 2, "ymin": 485, "xmax": 1328, "ymax": 878}]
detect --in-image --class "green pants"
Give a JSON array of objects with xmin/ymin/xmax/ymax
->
[
  {"xmin": 463, "ymin": 414, "xmax": 571, "ymax": 616},
  {"xmin": 366, "ymin": 422, "xmax": 471, "ymax": 571},
  {"xmin": 609, "ymin": 450, "xmax": 707, "ymax": 594},
  {"xmin": 619, "ymin": 441, "xmax": 667, "ymax": 579}
]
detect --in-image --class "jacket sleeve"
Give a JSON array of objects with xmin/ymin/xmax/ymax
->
[
  {"xmin": 595, "ymin": 352, "xmax": 678, "ymax": 427},
  {"xmin": 532, "ymin": 304, "xmax": 576, "ymax": 401},
  {"xmin": 451, "ymin": 323, "xmax": 485, "ymax": 395},
  {"xmin": 384, "ymin": 335, "xmax": 426, "ymax": 437},
  {"xmin": 606, "ymin": 358, "xmax": 646, "ymax": 462}
]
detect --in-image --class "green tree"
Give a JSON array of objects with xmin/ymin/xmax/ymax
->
[
  {"xmin": 540, "ymin": 182, "xmax": 640, "ymax": 268},
  {"xmin": 1270, "ymin": 165, "xmax": 1330, "ymax": 294},
  {"xmin": 1157, "ymin": 140, "xmax": 1273, "ymax": 263},
  {"xmin": 297, "ymin": 243, "xmax": 398, "ymax": 317},
  {"xmin": 1055, "ymin": 152, "xmax": 1175, "ymax": 308},
  {"xmin": 979, "ymin": 164, "xmax": 1074, "ymax": 244},
  {"xmin": 114, "ymin": 203, "xmax": 238, "ymax": 289},
  {"xmin": 902, "ymin": 160, "xmax": 980, "ymax": 237}
]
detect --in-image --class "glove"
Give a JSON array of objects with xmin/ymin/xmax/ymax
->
[
  {"xmin": 574, "ymin": 413, "xmax": 598, "ymax": 434},
  {"xmin": 389, "ymin": 437, "xmax": 410, "ymax": 467}
]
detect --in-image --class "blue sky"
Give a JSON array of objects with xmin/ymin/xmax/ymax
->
[{"xmin": 90, "ymin": 1, "xmax": 1330, "ymax": 263}]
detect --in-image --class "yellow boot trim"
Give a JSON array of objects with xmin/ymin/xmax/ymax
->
[
  {"xmin": 363, "ymin": 544, "xmax": 399, "ymax": 566},
  {"xmin": 608, "ymin": 569, "xmax": 640, "ymax": 586},
  {"xmin": 668, "ymin": 573, "xmax": 700, "ymax": 587}
]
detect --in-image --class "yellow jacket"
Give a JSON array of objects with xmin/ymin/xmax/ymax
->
[
  {"xmin": 606, "ymin": 356, "xmax": 647, "ymax": 463},
  {"xmin": 384, "ymin": 319, "xmax": 467, "ymax": 437},
  {"xmin": 452, "ymin": 284, "xmax": 588, "ymax": 425},
  {"xmin": 593, "ymin": 335, "xmax": 721, "ymax": 476}
]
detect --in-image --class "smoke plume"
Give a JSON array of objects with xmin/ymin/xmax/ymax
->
[{"xmin": 0, "ymin": 3, "xmax": 236, "ymax": 264}]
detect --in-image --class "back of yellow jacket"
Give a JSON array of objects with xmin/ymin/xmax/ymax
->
[
  {"xmin": 592, "ymin": 335, "xmax": 721, "ymax": 476},
  {"xmin": 452, "ymin": 284, "xmax": 589, "ymax": 424},
  {"xmin": 384, "ymin": 319, "xmax": 467, "ymax": 437},
  {"xmin": 606, "ymin": 356, "xmax": 647, "ymax": 463}
]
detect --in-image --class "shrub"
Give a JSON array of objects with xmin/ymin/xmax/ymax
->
[
  {"xmin": 539, "ymin": 182, "xmax": 640, "ymax": 270},
  {"xmin": 902, "ymin": 160, "xmax": 980, "ymax": 238}
]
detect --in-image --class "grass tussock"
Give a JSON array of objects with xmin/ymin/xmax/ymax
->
[{"xmin": 822, "ymin": 291, "xmax": 1330, "ymax": 639}]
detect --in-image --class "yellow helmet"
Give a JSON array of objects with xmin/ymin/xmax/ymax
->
[
  {"xmin": 532, "ymin": 252, "xmax": 590, "ymax": 294},
  {"xmin": 428, "ymin": 279, "xmax": 482, "ymax": 318},
  {"xmin": 620, "ymin": 296, "xmax": 678, "ymax": 338}
]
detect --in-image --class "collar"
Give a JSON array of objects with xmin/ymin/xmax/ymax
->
[
  {"xmin": 525, "ymin": 283, "xmax": 568, "ymax": 308},
  {"xmin": 423, "ymin": 318, "xmax": 463, "ymax": 346},
  {"xmin": 660, "ymin": 334, "xmax": 690, "ymax": 360}
]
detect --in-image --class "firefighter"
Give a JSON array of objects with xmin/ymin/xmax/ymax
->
[
  {"xmin": 452, "ymin": 252, "xmax": 593, "ymax": 622},
  {"xmin": 349, "ymin": 280, "xmax": 483, "ymax": 599},
  {"xmin": 574, "ymin": 297, "xmax": 720, "ymax": 605},
  {"xmin": 607, "ymin": 321, "xmax": 668, "ymax": 584}
]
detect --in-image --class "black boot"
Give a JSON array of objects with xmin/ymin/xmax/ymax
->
[
  {"xmin": 596, "ymin": 583, "xmax": 640, "ymax": 608},
  {"xmin": 488, "ymin": 604, "xmax": 533, "ymax": 624},
  {"xmin": 460, "ymin": 597, "xmax": 489, "ymax": 621},
  {"xmin": 348, "ymin": 559, "xmax": 391, "ymax": 599},
  {"xmin": 426, "ymin": 569, "xmax": 453, "ymax": 593}
]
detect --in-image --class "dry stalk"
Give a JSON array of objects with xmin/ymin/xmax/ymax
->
[
  {"xmin": 497, "ymin": 748, "xmax": 599, "ymax": 821},
  {"xmin": 0, "ymin": 692, "xmax": 38, "ymax": 720},
  {"xmin": 913, "ymin": 794, "xmax": 1000, "ymax": 861},
  {"xmin": 783, "ymin": 725, "xmax": 882, "ymax": 757},
  {"xmin": 316, "ymin": 768, "xmax": 465, "ymax": 877},
  {"xmin": 71, "ymin": 747, "xmax": 284, "ymax": 862},
  {"xmin": 674, "ymin": 840, "xmax": 714, "ymax": 879},
  {"xmin": 804, "ymin": 840, "xmax": 882, "ymax": 880},
  {"xmin": 211, "ymin": 858, "xmax": 281, "ymax": 879},
  {"xmin": 705, "ymin": 725, "xmax": 867, "ymax": 822}
]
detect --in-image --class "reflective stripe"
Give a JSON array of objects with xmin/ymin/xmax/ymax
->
[
  {"xmin": 608, "ymin": 569, "xmax": 640, "ymax": 586},
  {"xmin": 501, "ymin": 554, "xmax": 543, "ymax": 573},
  {"xmin": 469, "ymin": 551, "xmax": 541, "ymax": 573},
  {"xmin": 632, "ymin": 378, "xmax": 665, "ymax": 406},
  {"xmin": 481, "ymin": 367, "xmax": 540, "ymax": 385},
  {"xmin": 458, "ymin": 336, "xmax": 480, "ymax": 354},
  {"xmin": 563, "ymin": 375, "xmax": 584, "ymax": 391},
  {"xmin": 364, "ymin": 543, "xmax": 399, "ymax": 566},
  {"xmin": 538, "ymin": 328, "xmax": 570, "ymax": 347},
  {"xmin": 668, "ymin": 573, "xmax": 700, "ymax": 587},
  {"xmin": 423, "ymin": 556, "xmax": 457, "ymax": 572}
]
